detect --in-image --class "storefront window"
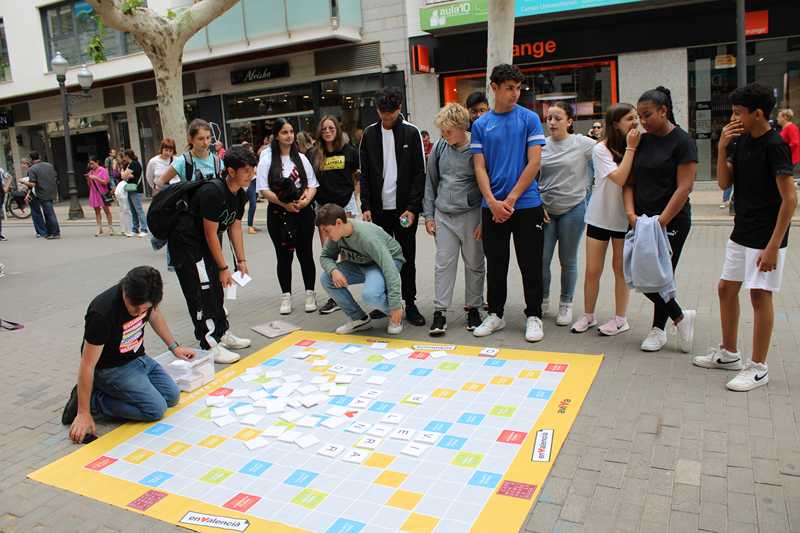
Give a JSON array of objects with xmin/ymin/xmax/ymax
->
[
  {"xmin": 443, "ymin": 60, "xmax": 616, "ymax": 135},
  {"xmin": 318, "ymin": 75, "xmax": 382, "ymax": 142},
  {"xmin": 0, "ymin": 19, "xmax": 10, "ymax": 82},
  {"xmin": 224, "ymin": 85, "xmax": 314, "ymax": 147},
  {"xmin": 689, "ymin": 37, "xmax": 800, "ymax": 180},
  {"xmin": 137, "ymin": 100, "xmax": 200, "ymax": 162}
]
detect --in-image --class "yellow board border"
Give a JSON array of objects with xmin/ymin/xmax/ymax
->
[{"xmin": 29, "ymin": 331, "xmax": 602, "ymax": 533}]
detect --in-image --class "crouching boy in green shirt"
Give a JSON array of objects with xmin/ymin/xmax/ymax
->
[{"xmin": 317, "ymin": 203, "xmax": 405, "ymax": 335}]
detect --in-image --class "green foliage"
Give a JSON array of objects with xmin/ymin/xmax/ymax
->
[
  {"xmin": 166, "ymin": 8, "xmax": 177, "ymax": 20},
  {"xmin": 86, "ymin": 14, "xmax": 107, "ymax": 63},
  {"xmin": 120, "ymin": 0, "xmax": 146, "ymax": 15}
]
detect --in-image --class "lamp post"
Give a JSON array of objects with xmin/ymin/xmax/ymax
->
[{"xmin": 52, "ymin": 51, "xmax": 94, "ymax": 220}]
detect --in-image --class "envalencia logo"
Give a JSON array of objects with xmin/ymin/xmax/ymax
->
[
  {"xmin": 531, "ymin": 429, "xmax": 554, "ymax": 462},
  {"xmin": 180, "ymin": 512, "xmax": 249, "ymax": 531}
]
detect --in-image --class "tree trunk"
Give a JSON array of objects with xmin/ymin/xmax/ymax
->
[
  {"xmin": 486, "ymin": 0, "xmax": 516, "ymax": 107},
  {"xmin": 148, "ymin": 45, "xmax": 187, "ymax": 147}
]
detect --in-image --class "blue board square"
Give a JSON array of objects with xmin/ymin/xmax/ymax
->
[
  {"xmin": 437, "ymin": 436, "xmax": 467, "ymax": 450},
  {"xmin": 284, "ymin": 469, "xmax": 318, "ymax": 488},
  {"xmin": 240, "ymin": 460, "xmax": 272, "ymax": 477},
  {"xmin": 328, "ymin": 395, "xmax": 354, "ymax": 406},
  {"xmin": 139, "ymin": 471, "xmax": 173, "ymax": 487},
  {"xmin": 468, "ymin": 471, "xmax": 503, "ymax": 489},
  {"xmin": 528, "ymin": 389, "xmax": 553, "ymax": 400},
  {"xmin": 484, "ymin": 359, "xmax": 506, "ymax": 367},
  {"xmin": 263, "ymin": 385, "xmax": 280, "ymax": 395},
  {"xmin": 425, "ymin": 420, "xmax": 453, "ymax": 433},
  {"xmin": 410, "ymin": 368, "xmax": 432, "ymax": 377},
  {"xmin": 326, "ymin": 518, "xmax": 366, "ymax": 533},
  {"xmin": 229, "ymin": 401, "xmax": 250, "ymax": 411},
  {"xmin": 373, "ymin": 363, "xmax": 395, "ymax": 372},
  {"xmin": 262, "ymin": 358, "xmax": 284, "ymax": 367},
  {"xmin": 368, "ymin": 401, "xmax": 395, "ymax": 413},
  {"xmin": 143, "ymin": 423, "xmax": 173, "ymax": 436},
  {"xmin": 458, "ymin": 413, "xmax": 485, "ymax": 425}
]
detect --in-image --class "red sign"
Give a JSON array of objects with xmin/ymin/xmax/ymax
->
[
  {"xmin": 209, "ymin": 387, "xmax": 233, "ymax": 396},
  {"xmin": 409, "ymin": 351, "xmax": 430, "ymax": 360},
  {"xmin": 513, "ymin": 40, "xmax": 557, "ymax": 59},
  {"xmin": 223, "ymin": 492, "xmax": 261, "ymax": 512},
  {"xmin": 85, "ymin": 456, "xmax": 117, "ymax": 471},
  {"xmin": 127, "ymin": 490, "xmax": 168, "ymax": 511},
  {"xmin": 545, "ymin": 363, "xmax": 568, "ymax": 373},
  {"xmin": 412, "ymin": 44, "xmax": 431, "ymax": 73},
  {"xmin": 497, "ymin": 430, "xmax": 527, "ymax": 445},
  {"xmin": 745, "ymin": 10, "xmax": 769, "ymax": 36},
  {"xmin": 295, "ymin": 339, "xmax": 316, "ymax": 347}
]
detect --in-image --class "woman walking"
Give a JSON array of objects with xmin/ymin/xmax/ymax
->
[
  {"xmin": 624, "ymin": 86, "xmax": 697, "ymax": 353},
  {"xmin": 539, "ymin": 102, "xmax": 596, "ymax": 326},
  {"xmin": 571, "ymin": 103, "xmax": 639, "ymax": 336},
  {"xmin": 86, "ymin": 155, "xmax": 113, "ymax": 236},
  {"xmin": 256, "ymin": 118, "xmax": 319, "ymax": 315},
  {"xmin": 121, "ymin": 149, "xmax": 148, "ymax": 237},
  {"xmin": 146, "ymin": 138, "xmax": 176, "ymax": 195}
]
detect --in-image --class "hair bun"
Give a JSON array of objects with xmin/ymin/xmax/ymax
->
[{"xmin": 656, "ymin": 86, "xmax": 672, "ymax": 98}]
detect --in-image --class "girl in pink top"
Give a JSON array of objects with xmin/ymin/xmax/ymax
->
[
  {"xmin": 86, "ymin": 155, "xmax": 114, "ymax": 236},
  {"xmin": 778, "ymin": 108, "xmax": 800, "ymax": 168}
]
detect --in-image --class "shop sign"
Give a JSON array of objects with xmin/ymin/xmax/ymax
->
[
  {"xmin": 230, "ymin": 63, "xmax": 290, "ymax": 85},
  {"xmin": 745, "ymin": 10, "xmax": 769, "ymax": 36},
  {"xmin": 513, "ymin": 40, "xmax": 557, "ymax": 60},
  {"xmin": 714, "ymin": 54, "xmax": 736, "ymax": 69},
  {"xmin": 421, "ymin": 0, "xmax": 644, "ymax": 31}
]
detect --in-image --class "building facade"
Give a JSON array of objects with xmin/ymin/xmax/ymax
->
[
  {"xmin": 0, "ymin": 0, "xmax": 412, "ymax": 198},
  {"xmin": 406, "ymin": 0, "xmax": 800, "ymax": 181}
]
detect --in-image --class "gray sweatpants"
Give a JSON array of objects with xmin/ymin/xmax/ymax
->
[{"xmin": 433, "ymin": 208, "xmax": 485, "ymax": 312}]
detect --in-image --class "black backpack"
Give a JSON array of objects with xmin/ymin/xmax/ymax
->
[
  {"xmin": 147, "ymin": 178, "xmax": 226, "ymax": 240},
  {"xmin": 182, "ymin": 152, "xmax": 222, "ymax": 181}
]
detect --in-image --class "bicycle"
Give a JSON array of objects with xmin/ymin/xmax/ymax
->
[{"xmin": 3, "ymin": 176, "xmax": 31, "ymax": 219}]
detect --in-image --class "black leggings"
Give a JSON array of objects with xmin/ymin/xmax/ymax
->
[
  {"xmin": 267, "ymin": 205, "xmax": 316, "ymax": 293},
  {"xmin": 644, "ymin": 215, "xmax": 691, "ymax": 329}
]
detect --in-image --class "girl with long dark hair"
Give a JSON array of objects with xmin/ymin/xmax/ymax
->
[
  {"xmin": 572, "ymin": 103, "xmax": 639, "ymax": 335},
  {"xmin": 256, "ymin": 118, "xmax": 319, "ymax": 315},
  {"xmin": 624, "ymin": 86, "xmax": 697, "ymax": 353}
]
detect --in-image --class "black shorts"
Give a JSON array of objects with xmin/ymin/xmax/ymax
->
[{"xmin": 586, "ymin": 224, "xmax": 627, "ymax": 241}]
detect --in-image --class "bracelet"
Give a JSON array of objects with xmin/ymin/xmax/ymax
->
[
  {"xmin": 237, "ymin": 259, "xmax": 247, "ymax": 263},
  {"xmin": 625, "ymin": 147, "xmax": 636, "ymax": 152},
  {"xmin": 219, "ymin": 265, "xmax": 229, "ymax": 271},
  {"xmin": 167, "ymin": 341, "xmax": 179, "ymax": 352}
]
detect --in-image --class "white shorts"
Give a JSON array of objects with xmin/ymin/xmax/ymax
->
[{"xmin": 720, "ymin": 239, "xmax": 786, "ymax": 292}]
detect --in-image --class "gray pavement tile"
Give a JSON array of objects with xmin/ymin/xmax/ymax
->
[
  {"xmin": 728, "ymin": 466, "xmax": 755, "ymax": 494},
  {"xmin": 754, "ymin": 483, "xmax": 791, "ymax": 533},
  {"xmin": 560, "ymin": 492, "xmax": 589, "ymax": 524},
  {"xmin": 525, "ymin": 502, "xmax": 561, "ymax": 532},
  {"xmin": 675, "ymin": 458, "xmax": 702, "ymax": 486},
  {"xmin": 699, "ymin": 501, "xmax": 727, "ymax": 532},
  {"xmin": 668, "ymin": 510, "xmax": 698, "ymax": 533},
  {"xmin": 700, "ymin": 474, "xmax": 727, "ymax": 504},
  {"xmin": 727, "ymin": 492, "xmax": 757, "ymax": 524},
  {"xmin": 671, "ymin": 483, "xmax": 701, "ymax": 514}
]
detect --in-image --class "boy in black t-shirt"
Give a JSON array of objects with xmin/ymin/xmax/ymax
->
[
  {"xmin": 168, "ymin": 145, "xmax": 257, "ymax": 364},
  {"xmin": 694, "ymin": 83, "xmax": 796, "ymax": 391},
  {"xmin": 62, "ymin": 266, "xmax": 196, "ymax": 443}
]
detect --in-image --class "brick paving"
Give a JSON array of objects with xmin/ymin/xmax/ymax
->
[{"xmin": 0, "ymin": 200, "xmax": 799, "ymax": 532}]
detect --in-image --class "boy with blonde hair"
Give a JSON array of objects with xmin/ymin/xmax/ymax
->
[{"xmin": 423, "ymin": 103, "xmax": 485, "ymax": 335}]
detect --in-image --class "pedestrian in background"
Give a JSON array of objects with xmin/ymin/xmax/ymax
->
[
  {"xmin": 26, "ymin": 151, "xmax": 61, "ymax": 240},
  {"xmin": 777, "ymin": 108, "xmax": 800, "ymax": 180},
  {"xmin": 0, "ymin": 167, "xmax": 9, "ymax": 241},
  {"xmin": 86, "ymin": 155, "xmax": 113, "ymax": 237},
  {"xmin": 121, "ymin": 149, "xmax": 148, "ymax": 237},
  {"xmin": 539, "ymin": 101, "xmax": 596, "ymax": 327},
  {"xmin": 466, "ymin": 91, "xmax": 490, "ymax": 129},
  {"xmin": 146, "ymin": 138, "xmax": 176, "ymax": 195},
  {"xmin": 105, "ymin": 148, "xmax": 120, "ymax": 188}
]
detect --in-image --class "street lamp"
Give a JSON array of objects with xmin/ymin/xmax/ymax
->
[{"xmin": 52, "ymin": 51, "xmax": 94, "ymax": 220}]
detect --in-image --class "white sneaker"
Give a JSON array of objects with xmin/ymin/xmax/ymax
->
[
  {"xmin": 137, "ymin": 231, "xmax": 149, "ymax": 238},
  {"xmin": 211, "ymin": 343, "xmax": 240, "ymax": 364},
  {"xmin": 220, "ymin": 330, "xmax": 251, "ymax": 350},
  {"xmin": 304, "ymin": 290, "xmax": 317, "ymax": 313},
  {"xmin": 598, "ymin": 316, "xmax": 630, "ymax": 336},
  {"xmin": 675, "ymin": 309, "xmax": 696, "ymax": 353},
  {"xmin": 541, "ymin": 298, "xmax": 550, "ymax": 317},
  {"xmin": 279, "ymin": 293, "xmax": 292, "ymax": 315},
  {"xmin": 641, "ymin": 327, "xmax": 667, "ymax": 352},
  {"xmin": 726, "ymin": 360, "xmax": 768, "ymax": 391},
  {"xmin": 693, "ymin": 345, "xmax": 744, "ymax": 370},
  {"xmin": 555, "ymin": 303, "xmax": 573, "ymax": 326},
  {"xmin": 124, "ymin": 232, "xmax": 135, "ymax": 238},
  {"xmin": 473, "ymin": 313, "xmax": 505, "ymax": 337},
  {"xmin": 387, "ymin": 320, "xmax": 404, "ymax": 335},
  {"xmin": 570, "ymin": 313, "xmax": 597, "ymax": 334},
  {"xmin": 525, "ymin": 316, "xmax": 544, "ymax": 342},
  {"xmin": 336, "ymin": 317, "xmax": 372, "ymax": 335}
]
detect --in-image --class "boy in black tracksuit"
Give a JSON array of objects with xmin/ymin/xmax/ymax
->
[
  {"xmin": 168, "ymin": 145, "xmax": 257, "ymax": 364},
  {"xmin": 359, "ymin": 87, "xmax": 427, "ymax": 326}
]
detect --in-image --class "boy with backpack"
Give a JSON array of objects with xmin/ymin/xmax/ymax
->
[
  {"xmin": 693, "ymin": 83, "xmax": 796, "ymax": 391},
  {"xmin": 149, "ymin": 144, "xmax": 256, "ymax": 364}
]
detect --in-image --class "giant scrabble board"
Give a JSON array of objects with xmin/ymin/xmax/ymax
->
[{"xmin": 31, "ymin": 331, "xmax": 602, "ymax": 533}]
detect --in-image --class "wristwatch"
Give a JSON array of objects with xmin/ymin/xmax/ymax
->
[{"xmin": 167, "ymin": 341, "xmax": 179, "ymax": 353}]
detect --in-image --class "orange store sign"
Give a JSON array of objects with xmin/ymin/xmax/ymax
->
[{"xmin": 513, "ymin": 40, "xmax": 557, "ymax": 59}]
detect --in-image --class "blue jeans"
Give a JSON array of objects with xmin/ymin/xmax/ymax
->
[
  {"xmin": 128, "ymin": 192, "xmax": 148, "ymax": 233},
  {"xmin": 723, "ymin": 186, "xmax": 733, "ymax": 203},
  {"xmin": 91, "ymin": 355, "xmax": 180, "ymax": 421},
  {"xmin": 30, "ymin": 196, "xmax": 61, "ymax": 237},
  {"xmin": 320, "ymin": 259, "xmax": 403, "ymax": 320},
  {"xmin": 542, "ymin": 200, "xmax": 586, "ymax": 304},
  {"xmin": 246, "ymin": 179, "xmax": 258, "ymax": 227}
]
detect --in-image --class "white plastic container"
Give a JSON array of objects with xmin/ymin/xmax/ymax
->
[{"xmin": 154, "ymin": 349, "xmax": 215, "ymax": 392}]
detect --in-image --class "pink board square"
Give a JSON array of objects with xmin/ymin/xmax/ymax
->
[{"xmin": 497, "ymin": 480, "xmax": 537, "ymax": 499}]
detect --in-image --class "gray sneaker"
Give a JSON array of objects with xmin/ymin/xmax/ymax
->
[{"xmin": 336, "ymin": 317, "xmax": 372, "ymax": 335}]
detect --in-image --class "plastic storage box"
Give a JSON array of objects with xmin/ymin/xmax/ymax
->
[{"xmin": 154, "ymin": 350, "xmax": 215, "ymax": 392}]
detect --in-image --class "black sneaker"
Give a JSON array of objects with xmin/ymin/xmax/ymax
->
[
  {"xmin": 466, "ymin": 308, "xmax": 482, "ymax": 331},
  {"xmin": 405, "ymin": 304, "xmax": 426, "ymax": 326},
  {"xmin": 429, "ymin": 311, "xmax": 447, "ymax": 336},
  {"xmin": 319, "ymin": 298, "xmax": 341, "ymax": 315},
  {"xmin": 0, "ymin": 235, "xmax": 6, "ymax": 241},
  {"xmin": 369, "ymin": 309, "xmax": 388, "ymax": 319},
  {"xmin": 62, "ymin": 385, "xmax": 78, "ymax": 425}
]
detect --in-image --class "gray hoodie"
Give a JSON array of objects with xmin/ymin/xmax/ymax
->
[
  {"xmin": 422, "ymin": 137, "xmax": 482, "ymax": 219},
  {"xmin": 623, "ymin": 215, "xmax": 676, "ymax": 302}
]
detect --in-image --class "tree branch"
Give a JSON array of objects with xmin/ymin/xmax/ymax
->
[
  {"xmin": 85, "ymin": 0, "xmax": 166, "ymax": 40},
  {"xmin": 177, "ymin": 0, "xmax": 240, "ymax": 42}
]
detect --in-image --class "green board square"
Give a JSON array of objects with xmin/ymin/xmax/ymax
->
[
  {"xmin": 292, "ymin": 488, "xmax": 327, "ymax": 509},
  {"xmin": 194, "ymin": 407, "xmax": 212, "ymax": 420},
  {"xmin": 452, "ymin": 452, "xmax": 484, "ymax": 468},
  {"xmin": 201, "ymin": 467, "xmax": 233, "ymax": 484},
  {"xmin": 366, "ymin": 355, "xmax": 384, "ymax": 363},
  {"xmin": 490, "ymin": 405, "xmax": 517, "ymax": 417},
  {"xmin": 254, "ymin": 376, "xmax": 270, "ymax": 385},
  {"xmin": 437, "ymin": 362, "xmax": 460, "ymax": 371},
  {"xmin": 276, "ymin": 421, "xmax": 296, "ymax": 429},
  {"xmin": 400, "ymin": 395, "xmax": 420, "ymax": 406}
]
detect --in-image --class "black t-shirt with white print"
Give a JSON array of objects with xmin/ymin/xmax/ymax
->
[
  {"xmin": 728, "ymin": 129, "xmax": 794, "ymax": 249},
  {"xmin": 83, "ymin": 284, "xmax": 149, "ymax": 369},
  {"xmin": 189, "ymin": 179, "xmax": 246, "ymax": 234}
]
